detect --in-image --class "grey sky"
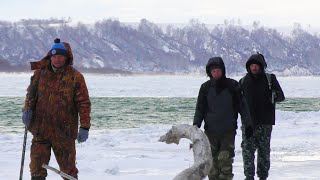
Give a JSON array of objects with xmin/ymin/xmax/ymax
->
[{"xmin": 1, "ymin": 0, "xmax": 319, "ymax": 28}]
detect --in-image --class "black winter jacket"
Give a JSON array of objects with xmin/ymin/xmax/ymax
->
[
  {"xmin": 240, "ymin": 73, "xmax": 284, "ymax": 126},
  {"xmin": 240, "ymin": 54, "xmax": 285, "ymax": 127},
  {"xmin": 193, "ymin": 57, "xmax": 252, "ymax": 134}
]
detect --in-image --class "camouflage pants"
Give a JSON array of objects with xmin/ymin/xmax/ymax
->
[
  {"xmin": 30, "ymin": 136, "xmax": 78, "ymax": 179},
  {"xmin": 205, "ymin": 131, "xmax": 235, "ymax": 180},
  {"xmin": 241, "ymin": 125, "xmax": 273, "ymax": 179}
]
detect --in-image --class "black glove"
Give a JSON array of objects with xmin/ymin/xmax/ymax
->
[{"xmin": 245, "ymin": 126, "xmax": 253, "ymax": 139}]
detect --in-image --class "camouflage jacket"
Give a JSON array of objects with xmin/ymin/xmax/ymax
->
[{"xmin": 24, "ymin": 42, "xmax": 91, "ymax": 140}]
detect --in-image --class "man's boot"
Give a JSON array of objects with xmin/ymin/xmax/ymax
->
[
  {"xmin": 208, "ymin": 175, "xmax": 219, "ymax": 180},
  {"xmin": 245, "ymin": 176, "xmax": 254, "ymax": 180},
  {"xmin": 31, "ymin": 176, "xmax": 46, "ymax": 180}
]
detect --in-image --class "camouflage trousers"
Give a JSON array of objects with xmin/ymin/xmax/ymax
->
[
  {"xmin": 205, "ymin": 131, "xmax": 235, "ymax": 180},
  {"xmin": 241, "ymin": 125, "xmax": 273, "ymax": 179},
  {"xmin": 30, "ymin": 136, "xmax": 78, "ymax": 179}
]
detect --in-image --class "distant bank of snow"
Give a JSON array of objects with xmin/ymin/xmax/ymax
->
[{"xmin": 0, "ymin": 73, "xmax": 320, "ymax": 98}]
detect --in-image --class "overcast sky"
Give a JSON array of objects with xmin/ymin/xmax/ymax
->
[{"xmin": 1, "ymin": 0, "xmax": 320, "ymax": 28}]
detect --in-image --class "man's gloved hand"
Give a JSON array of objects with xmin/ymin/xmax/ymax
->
[
  {"xmin": 77, "ymin": 128, "xmax": 89, "ymax": 143},
  {"xmin": 245, "ymin": 126, "xmax": 254, "ymax": 139},
  {"xmin": 22, "ymin": 109, "xmax": 32, "ymax": 127}
]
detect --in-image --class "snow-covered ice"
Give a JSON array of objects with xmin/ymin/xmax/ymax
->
[
  {"xmin": 1, "ymin": 110, "xmax": 320, "ymax": 179},
  {"xmin": 0, "ymin": 73, "xmax": 319, "ymax": 179}
]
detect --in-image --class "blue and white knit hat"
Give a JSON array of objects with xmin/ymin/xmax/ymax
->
[{"xmin": 50, "ymin": 38, "xmax": 68, "ymax": 57}]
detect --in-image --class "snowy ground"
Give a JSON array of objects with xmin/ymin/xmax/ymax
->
[
  {"xmin": 1, "ymin": 73, "xmax": 320, "ymax": 97},
  {"xmin": 1, "ymin": 110, "xmax": 320, "ymax": 179},
  {"xmin": 0, "ymin": 73, "xmax": 319, "ymax": 179}
]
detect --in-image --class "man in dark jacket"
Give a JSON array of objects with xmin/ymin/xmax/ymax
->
[
  {"xmin": 193, "ymin": 57, "xmax": 251, "ymax": 180},
  {"xmin": 240, "ymin": 53, "xmax": 285, "ymax": 180}
]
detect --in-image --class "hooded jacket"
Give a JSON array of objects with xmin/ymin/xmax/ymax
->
[
  {"xmin": 24, "ymin": 41, "xmax": 91, "ymax": 140},
  {"xmin": 193, "ymin": 57, "xmax": 251, "ymax": 134},
  {"xmin": 240, "ymin": 53, "xmax": 285, "ymax": 126}
]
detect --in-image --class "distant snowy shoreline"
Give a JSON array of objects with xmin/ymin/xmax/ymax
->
[
  {"xmin": 1, "ymin": 71, "xmax": 320, "ymax": 77},
  {"xmin": 1, "ymin": 73, "xmax": 319, "ymax": 98}
]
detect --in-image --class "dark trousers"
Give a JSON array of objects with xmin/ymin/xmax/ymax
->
[
  {"xmin": 241, "ymin": 125, "xmax": 272, "ymax": 178},
  {"xmin": 205, "ymin": 131, "xmax": 235, "ymax": 180},
  {"xmin": 30, "ymin": 136, "xmax": 78, "ymax": 179}
]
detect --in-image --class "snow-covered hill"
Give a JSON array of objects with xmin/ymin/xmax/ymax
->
[{"xmin": 0, "ymin": 19, "xmax": 319, "ymax": 75}]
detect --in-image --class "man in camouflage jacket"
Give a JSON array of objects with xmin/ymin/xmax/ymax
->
[{"xmin": 23, "ymin": 38, "xmax": 91, "ymax": 180}]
